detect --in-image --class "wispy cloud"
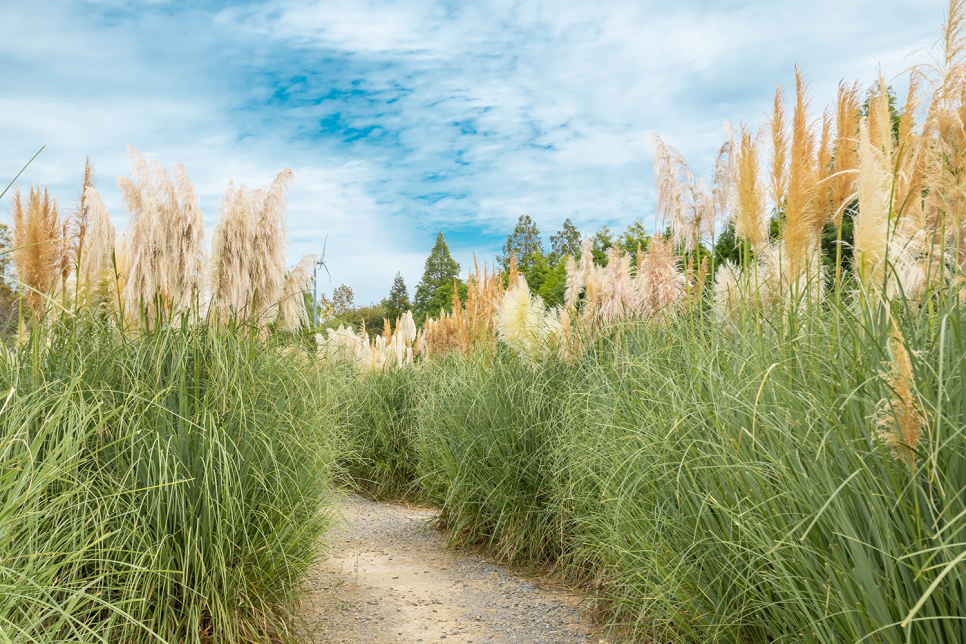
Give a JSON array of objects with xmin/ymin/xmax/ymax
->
[{"xmin": 0, "ymin": 0, "xmax": 944, "ymax": 302}]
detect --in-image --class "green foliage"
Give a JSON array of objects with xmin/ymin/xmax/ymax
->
[
  {"xmin": 616, "ymin": 218, "xmax": 650, "ymax": 254},
  {"xmin": 0, "ymin": 320, "xmax": 338, "ymax": 642},
  {"xmin": 339, "ymin": 289, "xmax": 966, "ymax": 643},
  {"xmin": 324, "ymin": 304, "xmax": 389, "ymax": 334},
  {"xmin": 415, "ymin": 352, "xmax": 570, "ymax": 566},
  {"xmin": 416, "ymin": 278, "xmax": 467, "ymax": 327},
  {"xmin": 384, "ymin": 272, "xmax": 411, "ymax": 324},
  {"xmin": 712, "ymin": 220, "xmax": 743, "ymax": 265},
  {"xmin": 499, "ymin": 214, "xmax": 544, "ymax": 274},
  {"xmin": 549, "ymin": 218, "xmax": 581, "ymax": 263},
  {"xmin": 535, "ymin": 260, "xmax": 567, "ymax": 308},
  {"xmin": 414, "ymin": 232, "xmax": 461, "ymax": 319},
  {"xmin": 339, "ymin": 367, "xmax": 423, "ymax": 500},
  {"xmin": 591, "ymin": 225, "xmax": 614, "ymax": 265}
]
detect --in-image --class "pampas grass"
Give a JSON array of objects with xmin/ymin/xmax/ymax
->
[
  {"xmin": 166, "ymin": 162, "xmax": 206, "ymax": 312},
  {"xmin": 118, "ymin": 146, "xmax": 164, "ymax": 318},
  {"xmin": 874, "ymin": 324, "xmax": 928, "ymax": 468},
  {"xmin": 855, "ymin": 117, "xmax": 892, "ymax": 293},
  {"xmin": 10, "ymin": 184, "xmax": 61, "ymax": 318},
  {"xmin": 734, "ymin": 124, "xmax": 768, "ymax": 253},
  {"xmin": 495, "ymin": 276, "xmax": 559, "ymax": 366},
  {"xmin": 252, "ymin": 169, "xmax": 294, "ymax": 318},
  {"xmin": 832, "ymin": 81, "xmax": 861, "ymax": 229},
  {"xmin": 278, "ymin": 253, "xmax": 319, "ymax": 333}
]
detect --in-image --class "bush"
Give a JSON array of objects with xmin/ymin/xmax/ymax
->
[
  {"xmin": 415, "ymin": 350, "xmax": 570, "ymax": 568},
  {"xmin": 339, "ymin": 366, "xmax": 423, "ymax": 499},
  {"xmin": 0, "ymin": 320, "xmax": 338, "ymax": 642}
]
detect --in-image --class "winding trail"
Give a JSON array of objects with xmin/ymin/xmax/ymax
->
[{"xmin": 299, "ymin": 493, "xmax": 602, "ymax": 644}]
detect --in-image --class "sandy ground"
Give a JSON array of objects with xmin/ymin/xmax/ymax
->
[{"xmin": 299, "ymin": 493, "xmax": 603, "ymax": 644}]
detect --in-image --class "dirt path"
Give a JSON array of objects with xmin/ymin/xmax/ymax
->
[{"xmin": 299, "ymin": 493, "xmax": 599, "ymax": 644}]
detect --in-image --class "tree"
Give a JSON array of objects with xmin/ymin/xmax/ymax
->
[
  {"xmin": 332, "ymin": 284, "xmax": 354, "ymax": 316},
  {"xmin": 420, "ymin": 278, "xmax": 468, "ymax": 322},
  {"xmin": 549, "ymin": 218, "xmax": 581, "ymax": 262},
  {"xmin": 591, "ymin": 224, "xmax": 614, "ymax": 265},
  {"xmin": 414, "ymin": 232, "xmax": 461, "ymax": 319},
  {"xmin": 536, "ymin": 260, "xmax": 567, "ymax": 308},
  {"xmin": 384, "ymin": 272, "xmax": 411, "ymax": 325},
  {"xmin": 617, "ymin": 218, "xmax": 651, "ymax": 255},
  {"xmin": 499, "ymin": 215, "xmax": 544, "ymax": 273}
]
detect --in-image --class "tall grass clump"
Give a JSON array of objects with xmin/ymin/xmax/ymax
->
[
  {"xmin": 0, "ymin": 317, "xmax": 337, "ymax": 642},
  {"xmin": 338, "ymin": 364, "xmax": 425, "ymax": 499},
  {"xmin": 556, "ymin": 294, "xmax": 965, "ymax": 643},
  {"xmin": 414, "ymin": 349, "xmax": 573, "ymax": 568}
]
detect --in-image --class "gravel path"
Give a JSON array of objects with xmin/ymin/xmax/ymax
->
[{"xmin": 299, "ymin": 493, "xmax": 600, "ymax": 644}]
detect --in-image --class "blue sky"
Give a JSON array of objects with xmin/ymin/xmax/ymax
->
[{"xmin": 1, "ymin": 0, "xmax": 945, "ymax": 303}]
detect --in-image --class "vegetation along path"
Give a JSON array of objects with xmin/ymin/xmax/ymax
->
[{"xmin": 300, "ymin": 493, "xmax": 600, "ymax": 644}]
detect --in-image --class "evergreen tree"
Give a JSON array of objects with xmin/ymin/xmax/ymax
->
[
  {"xmin": 414, "ymin": 232, "xmax": 461, "ymax": 318},
  {"xmin": 549, "ymin": 218, "xmax": 581, "ymax": 262},
  {"xmin": 499, "ymin": 214, "xmax": 544, "ymax": 273},
  {"xmin": 384, "ymin": 272, "xmax": 411, "ymax": 323}
]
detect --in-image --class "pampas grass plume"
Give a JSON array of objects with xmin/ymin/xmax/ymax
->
[
  {"xmin": 277, "ymin": 253, "xmax": 318, "ymax": 333},
  {"xmin": 854, "ymin": 117, "xmax": 891, "ymax": 292},
  {"xmin": 11, "ymin": 185, "xmax": 61, "ymax": 318}
]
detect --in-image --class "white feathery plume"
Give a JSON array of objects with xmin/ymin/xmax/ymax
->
[
  {"xmin": 118, "ymin": 145, "xmax": 164, "ymax": 318},
  {"xmin": 854, "ymin": 117, "xmax": 891, "ymax": 294},
  {"xmin": 252, "ymin": 169, "xmax": 294, "ymax": 321},
  {"xmin": 208, "ymin": 182, "xmax": 256, "ymax": 323},
  {"xmin": 563, "ymin": 255, "xmax": 582, "ymax": 309},
  {"xmin": 170, "ymin": 162, "xmax": 206, "ymax": 311},
  {"xmin": 713, "ymin": 260, "xmax": 743, "ymax": 324},
  {"xmin": 80, "ymin": 186, "xmax": 116, "ymax": 299},
  {"xmin": 496, "ymin": 276, "xmax": 555, "ymax": 366},
  {"xmin": 636, "ymin": 234, "xmax": 685, "ymax": 318},
  {"xmin": 277, "ymin": 253, "xmax": 319, "ymax": 333},
  {"xmin": 600, "ymin": 245, "xmax": 638, "ymax": 322}
]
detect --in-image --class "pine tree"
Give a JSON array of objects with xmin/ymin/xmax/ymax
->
[
  {"xmin": 498, "ymin": 214, "xmax": 543, "ymax": 273},
  {"xmin": 414, "ymin": 232, "xmax": 461, "ymax": 318},
  {"xmin": 549, "ymin": 218, "xmax": 581, "ymax": 262},
  {"xmin": 384, "ymin": 272, "xmax": 410, "ymax": 323}
]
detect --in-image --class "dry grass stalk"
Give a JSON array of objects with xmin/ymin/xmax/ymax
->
[
  {"xmin": 769, "ymin": 84, "xmax": 790, "ymax": 212},
  {"xmin": 317, "ymin": 310, "xmax": 417, "ymax": 372},
  {"xmin": 734, "ymin": 124, "xmax": 768, "ymax": 252},
  {"xmin": 419, "ymin": 259, "xmax": 505, "ymax": 361},
  {"xmin": 711, "ymin": 121, "xmax": 738, "ymax": 225},
  {"xmin": 10, "ymin": 185, "xmax": 62, "ymax": 318},
  {"xmin": 813, "ymin": 107, "xmax": 835, "ymax": 234},
  {"xmin": 167, "ymin": 163, "xmax": 206, "ymax": 312},
  {"xmin": 868, "ymin": 72, "xmax": 895, "ymax": 161},
  {"xmin": 636, "ymin": 234, "xmax": 685, "ymax": 318},
  {"xmin": 855, "ymin": 117, "xmax": 892, "ymax": 293},
  {"xmin": 782, "ymin": 67, "xmax": 819, "ymax": 279},
  {"xmin": 832, "ymin": 81, "xmax": 862, "ymax": 228},
  {"xmin": 208, "ymin": 169, "xmax": 293, "ymax": 326},
  {"xmin": 118, "ymin": 146, "xmax": 166, "ymax": 319},
  {"xmin": 874, "ymin": 324, "xmax": 928, "ymax": 469}
]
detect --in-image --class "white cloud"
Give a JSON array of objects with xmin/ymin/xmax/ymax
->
[{"xmin": 0, "ymin": 0, "xmax": 947, "ymax": 302}]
